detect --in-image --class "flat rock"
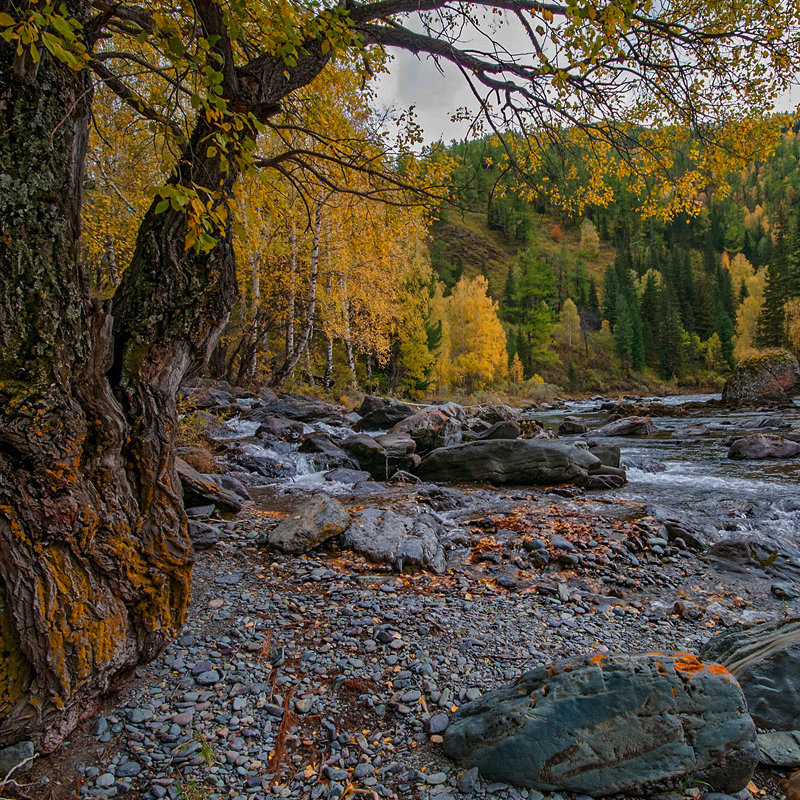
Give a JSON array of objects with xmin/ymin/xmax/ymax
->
[
  {"xmin": 343, "ymin": 507, "xmax": 447, "ymax": 573},
  {"xmin": 757, "ymin": 730, "xmax": 800, "ymax": 766},
  {"xmin": 266, "ymin": 495, "xmax": 351, "ymax": 554},
  {"xmin": 416, "ymin": 440, "xmax": 599, "ymax": 487},
  {"xmin": 701, "ymin": 616, "xmax": 800, "ymax": 731},
  {"xmin": 0, "ymin": 741, "xmax": 34, "ymax": 775},
  {"xmin": 443, "ymin": 652, "xmax": 757, "ymax": 796}
]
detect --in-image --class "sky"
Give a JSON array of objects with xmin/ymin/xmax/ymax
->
[{"xmin": 374, "ymin": 44, "xmax": 800, "ymax": 147}]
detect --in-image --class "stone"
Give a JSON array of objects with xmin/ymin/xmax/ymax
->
[
  {"xmin": 254, "ymin": 415, "xmax": 304, "ymax": 442},
  {"xmin": 559, "ymin": 416, "xmax": 588, "ymax": 435},
  {"xmin": 355, "ymin": 396, "xmax": 416, "ymax": 430},
  {"xmin": 324, "ymin": 468, "xmax": 372, "ymax": 485},
  {"xmin": 727, "ymin": 434, "xmax": 800, "ymax": 460},
  {"xmin": 248, "ymin": 394, "xmax": 347, "ymax": 423},
  {"xmin": 339, "ymin": 433, "xmax": 410, "ymax": 481},
  {"xmin": 188, "ymin": 519, "xmax": 222, "ymax": 550},
  {"xmin": 266, "ymin": 495, "xmax": 351, "ymax": 553},
  {"xmin": 426, "ymin": 713, "xmax": 450, "ymax": 735},
  {"xmin": 757, "ymin": 730, "xmax": 800, "ymax": 767},
  {"xmin": 389, "ymin": 406, "xmax": 464, "ymax": 455},
  {"xmin": 722, "ymin": 349, "xmax": 800, "ymax": 404},
  {"xmin": 592, "ymin": 416, "xmax": 659, "ymax": 437},
  {"xmin": 0, "ymin": 741, "xmax": 34, "ymax": 775},
  {"xmin": 701, "ymin": 617, "xmax": 800, "ymax": 731},
  {"xmin": 176, "ymin": 458, "xmax": 244, "ymax": 512},
  {"xmin": 443, "ymin": 652, "xmax": 757, "ymax": 796},
  {"xmin": 416, "ymin": 440, "xmax": 600, "ymax": 487},
  {"xmin": 469, "ymin": 421, "xmax": 521, "ymax": 441},
  {"xmin": 195, "ymin": 670, "xmax": 221, "ymax": 685},
  {"xmin": 343, "ymin": 507, "xmax": 447, "ymax": 573},
  {"xmin": 673, "ymin": 423, "xmax": 712, "ymax": 437}
]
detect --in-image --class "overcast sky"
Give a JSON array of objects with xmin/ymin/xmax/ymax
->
[{"xmin": 374, "ymin": 49, "xmax": 800, "ymax": 147}]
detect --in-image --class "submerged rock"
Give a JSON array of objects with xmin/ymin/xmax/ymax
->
[
  {"xmin": 266, "ymin": 495, "xmax": 351, "ymax": 554},
  {"xmin": 592, "ymin": 416, "xmax": 659, "ymax": 437},
  {"xmin": 443, "ymin": 652, "xmax": 757, "ymax": 796},
  {"xmin": 416, "ymin": 440, "xmax": 599, "ymax": 486},
  {"xmin": 701, "ymin": 616, "xmax": 800, "ymax": 731},
  {"xmin": 343, "ymin": 507, "xmax": 446, "ymax": 573},
  {"xmin": 722, "ymin": 349, "xmax": 799, "ymax": 404}
]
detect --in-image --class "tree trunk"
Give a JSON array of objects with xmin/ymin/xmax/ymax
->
[
  {"xmin": 0, "ymin": 43, "xmax": 231, "ymax": 756},
  {"xmin": 271, "ymin": 196, "xmax": 323, "ymax": 389},
  {"xmin": 324, "ymin": 333, "xmax": 334, "ymax": 389},
  {"xmin": 0, "ymin": 10, "xmax": 331, "ymax": 751}
]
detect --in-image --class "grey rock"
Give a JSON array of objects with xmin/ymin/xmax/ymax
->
[
  {"xmin": 592, "ymin": 416, "xmax": 658, "ymax": 437},
  {"xmin": 176, "ymin": 458, "xmax": 243, "ymax": 512},
  {"xmin": 701, "ymin": 616, "xmax": 800, "ymax": 731},
  {"xmin": 266, "ymin": 495, "xmax": 351, "ymax": 554},
  {"xmin": 355, "ymin": 396, "xmax": 416, "ymax": 430},
  {"xmin": 389, "ymin": 406, "xmax": 463, "ymax": 455},
  {"xmin": 416, "ymin": 440, "xmax": 599, "ymax": 487},
  {"xmin": 96, "ymin": 773, "xmax": 116, "ymax": 788},
  {"xmin": 757, "ymin": 730, "xmax": 800, "ymax": 766},
  {"xmin": 673, "ymin": 423, "xmax": 712, "ymax": 437},
  {"xmin": 343, "ymin": 507, "xmax": 447, "ymax": 574},
  {"xmin": 426, "ymin": 713, "xmax": 450, "ymax": 734},
  {"xmin": 722, "ymin": 350, "xmax": 800, "ymax": 404},
  {"xmin": 457, "ymin": 766, "xmax": 480, "ymax": 793},
  {"xmin": 188, "ymin": 519, "xmax": 221, "ymax": 550},
  {"xmin": 559, "ymin": 416, "xmax": 588, "ymax": 435},
  {"xmin": 0, "ymin": 741, "xmax": 34, "ymax": 775},
  {"xmin": 195, "ymin": 670, "xmax": 221, "ymax": 686},
  {"xmin": 443, "ymin": 651, "xmax": 757, "ymax": 796}
]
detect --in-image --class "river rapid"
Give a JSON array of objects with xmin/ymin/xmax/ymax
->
[{"xmin": 536, "ymin": 394, "xmax": 800, "ymax": 575}]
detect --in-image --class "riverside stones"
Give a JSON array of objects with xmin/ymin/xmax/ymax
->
[
  {"xmin": 722, "ymin": 349, "xmax": 800, "ymax": 404},
  {"xmin": 416, "ymin": 440, "xmax": 600, "ymax": 486},
  {"xmin": 389, "ymin": 405, "xmax": 464, "ymax": 454},
  {"xmin": 176, "ymin": 458, "xmax": 245, "ymax": 512},
  {"xmin": 342, "ymin": 507, "xmax": 447, "ymax": 573},
  {"xmin": 443, "ymin": 652, "xmax": 758, "ymax": 796},
  {"xmin": 265, "ymin": 495, "xmax": 351, "ymax": 554},
  {"xmin": 701, "ymin": 616, "xmax": 800, "ymax": 731}
]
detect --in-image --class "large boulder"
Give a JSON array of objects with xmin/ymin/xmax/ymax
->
[
  {"xmin": 339, "ymin": 433, "xmax": 415, "ymax": 480},
  {"xmin": 416, "ymin": 440, "xmax": 599, "ymax": 486},
  {"xmin": 443, "ymin": 652, "xmax": 758, "ymax": 796},
  {"xmin": 559, "ymin": 416, "xmax": 589, "ymax": 435},
  {"xmin": 389, "ymin": 405, "xmax": 463, "ymax": 454},
  {"xmin": 722, "ymin": 349, "xmax": 800, "ymax": 405},
  {"xmin": 701, "ymin": 617, "xmax": 800, "ymax": 731},
  {"xmin": 727, "ymin": 433, "xmax": 800, "ymax": 460},
  {"xmin": 246, "ymin": 394, "xmax": 347, "ymax": 424},
  {"xmin": 266, "ymin": 495, "xmax": 351, "ymax": 554},
  {"xmin": 343, "ymin": 507, "xmax": 447, "ymax": 573},
  {"xmin": 355, "ymin": 395, "xmax": 416, "ymax": 430},
  {"xmin": 593, "ymin": 416, "xmax": 659, "ymax": 437}
]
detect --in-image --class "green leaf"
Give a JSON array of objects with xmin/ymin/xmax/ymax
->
[
  {"xmin": 0, "ymin": 12, "xmax": 15, "ymax": 26},
  {"xmin": 155, "ymin": 199, "xmax": 170, "ymax": 214}
]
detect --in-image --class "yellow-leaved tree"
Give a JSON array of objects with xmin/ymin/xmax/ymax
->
[{"xmin": 433, "ymin": 276, "xmax": 507, "ymax": 392}]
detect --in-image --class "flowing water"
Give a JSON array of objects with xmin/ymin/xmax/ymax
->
[{"xmin": 535, "ymin": 395, "xmax": 800, "ymax": 566}]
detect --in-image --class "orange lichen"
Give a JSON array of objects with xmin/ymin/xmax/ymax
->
[
  {"xmin": 589, "ymin": 653, "xmax": 607, "ymax": 668},
  {"xmin": 673, "ymin": 653, "xmax": 706, "ymax": 678}
]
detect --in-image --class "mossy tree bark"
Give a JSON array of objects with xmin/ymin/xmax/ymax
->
[{"xmin": 0, "ymin": 0, "xmax": 330, "ymax": 748}]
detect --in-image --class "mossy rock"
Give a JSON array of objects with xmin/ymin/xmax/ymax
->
[{"xmin": 722, "ymin": 349, "xmax": 799, "ymax": 405}]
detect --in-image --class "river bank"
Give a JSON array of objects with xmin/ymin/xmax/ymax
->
[{"xmin": 9, "ymin": 384, "xmax": 800, "ymax": 800}]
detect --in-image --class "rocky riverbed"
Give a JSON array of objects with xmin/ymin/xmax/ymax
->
[{"xmin": 7, "ymin": 371, "xmax": 800, "ymax": 800}]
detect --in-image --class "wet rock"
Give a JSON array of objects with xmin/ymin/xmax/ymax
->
[
  {"xmin": 559, "ymin": 416, "xmax": 588, "ymax": 435},
  {"xmin": 416, "ymin": 440, "xmax": 600, "ymax": 487},
  {"xmin": 701, "ymin": 616, "xmax": 800, "ymax": 731},
  {"xmin": 227, "ymin": 442, "xmax": 295, "ymax": 479},
  {"xmin": 722, "ymin": 350, "xmax": 799, "ymax": 405},
  {"xmin": 176, "ymin": 458, "xmax": 244, "ymax": 512},
  {"xmin": 586, "ymin": 444, "xmax": 621, "ymax": 468},
  {"xmin": 355, "ymin": 396, "xmax": 415, "ymax": 430},
  {"xmin": 324, "ymin": 468, "xmax": 372, "ymax": 485},
  {"xmin": 592, "ymin": 416, "xmax": 659, "ymax": 437},
  {"xmin": 673, "ymin": 423, "xmax": 712, "ymax": 437},
  {"xmin": 389, "ymin": 405, "xmax": 464, "ymax": 455},
  {"xmin": 443, "ymin": 652, "xmax": 757, "ymax": 796},
  {"xmin": 727, "ymin": 434, "xmax": 800, "ymax": 460},
  {"xmin": 254, "ymin": 415, "xmax": 304, "ymax": 442},
  {"xmin": 621, "ymin": 455, "xmax": 668, "ymax": 473},
  {"xmin": 343, "ymin": 507, "xmax": 447, "ymax": 573},
  {"xmin": 472, "ymin": 404, "xmax": 522, "ymax": 425},
  {"xmin": 248, "ymin": 394, "xmax": 348, "ymax": 424},
  {"xmin": 467, "ymin": 421, "xmax": 521, "ymax": 441},
  {"xmin": 298, "ymin": 432, "xmax": 352, "ymax": 465},
  {"xmin": 265, "ymin": 495, "xmax": 351, "ymax": 554},
  {"xmin": 182, "ymin": 385, "xmax": 236, "ymax": 410}
]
